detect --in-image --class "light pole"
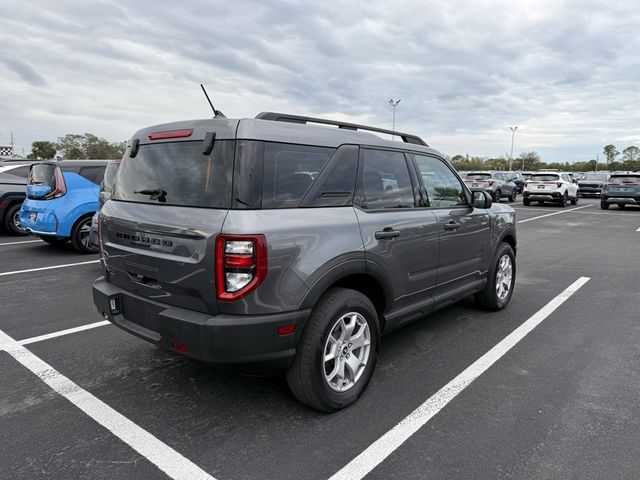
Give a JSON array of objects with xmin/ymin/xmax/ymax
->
[
  {"xmin": 509, "ymin": 126, "xmax": 518, "ymax": 170},
  {"xmin": 388, "ymin": 99, "xmax": 401, "ymax": 140}
]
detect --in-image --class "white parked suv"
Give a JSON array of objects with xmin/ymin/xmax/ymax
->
[{"xmin": 523, "ymin": 172, "xmax": 579, "ymax": 207}]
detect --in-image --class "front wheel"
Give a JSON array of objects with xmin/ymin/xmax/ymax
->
[
  {"xmin": 287, "ymin": 288, "xmax": 379, "ymax": 412},
  {"xmin": 71, "ymin": 215, "xmax": 98, "ymax": 254},
  {"xmin": 523, "ymin": 197, "xmax": 531, "ymax": 206},
  {"xmin": 509, "ymin": 191, "xmax": 516, "ymax": 202},
  {"xmin": 600, "ymin": 201, "xmax": 609, "ymax": 210},
  {"xmin": 493, "ymin": 190, "xmax": 501, "ymax": 203},
  {"xmin": 570, "ymin": 195, "xmax": 578, "ymax": 205},
  {"xmin": 475, "ymin": 243, "xmax": 516, "ymax": 311}
]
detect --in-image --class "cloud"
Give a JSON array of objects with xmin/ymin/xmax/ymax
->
[{"xmin": 1, "ymin": 0, "xmax": 640, "ymax": 162}]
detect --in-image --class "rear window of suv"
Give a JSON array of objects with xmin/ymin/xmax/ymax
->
[
  {"xmin": 609, "ymin": 175, "xmax": 640, "ymax": 184},
  {"xmin": 466, "ymin": 173, "xmax": 491, "ymax": 180},
  {"xmin": 112, "ymin": 141, "xmax": 234, "ymax": 208},
  {"xmin": 529, "ymin": 174, "xmax": 559, "ymax": 182}
]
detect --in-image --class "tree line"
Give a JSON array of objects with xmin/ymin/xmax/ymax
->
[
  {"xmin": 451, "ymin": 144, "xmax": 640, "ymax": 172},
  {"xmin": 28, "ymin": 133, "xmax": 125, "ymax": 160}
]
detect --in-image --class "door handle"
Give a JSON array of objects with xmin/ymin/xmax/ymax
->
[
  {"xmin": 443, "ymin": 221, "xmax": 461, "ymax": 231},
  {"xmin": 375, "ymin": 228, "xmax": 400, "ymax": 240}
]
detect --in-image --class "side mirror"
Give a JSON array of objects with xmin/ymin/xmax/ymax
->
[
  {"xmin": 26, "ymin": 184, "xmax": 53, "ymax": 199},
  {"xmin": 471, "ymin": 190, "xmax": 493, "ymax": 209}
]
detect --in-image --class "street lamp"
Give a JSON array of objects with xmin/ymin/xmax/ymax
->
[
  {"xmin": 509, "ymin": 126, "xmax": 518, "ymax": 170},
  {"xmin": 388, "ymin": 99, "xmax": 401, "ymax": 140}
]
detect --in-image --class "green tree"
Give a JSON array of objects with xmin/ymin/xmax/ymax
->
[
  {"xmin": 28, "ymin": 141, "xmax": 57, "ymax": 159},
  {"xmin": 516, "ymin": 151, "xmax": 541, "ymax": 170},
  {"xmin": 622, "ymin": 145, "xmax": 640, "ymax": 162},
  {"xmin": 603, "ymin": 144, "xmax": 619, "ymax": 164},
  {"xmin": 56, "ymin": 133, "xmax": 124, "ymax": 159}
]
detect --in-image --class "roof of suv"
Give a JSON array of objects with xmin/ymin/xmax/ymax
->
[{"xmin": 130, "ymin": 114, "xmax": 444, "ymax": 157}]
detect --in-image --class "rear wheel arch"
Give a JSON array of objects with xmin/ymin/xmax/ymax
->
[{"xmin": 299, "ymin": 262, "xmax": 392, "ymax": 332}]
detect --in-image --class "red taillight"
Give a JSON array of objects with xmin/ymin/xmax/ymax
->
[
  {"xmin": 148, "ymin": 129, "xmax": 193, "ymax": 140},
  {"xmin": 488, "ymin": 180, "xmax": 494, "ymax": 186},
  {"xmin": 556, "ymin": 182, "xmax": 562, "ymax": 187},
  {"xmin": 215, "ymin": 234, "xmax": 267, "ymax": 301}
]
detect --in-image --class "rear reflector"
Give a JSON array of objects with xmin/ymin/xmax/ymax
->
[
  {"xmin": 171, "ymin": 342, "xmax": 189, "ymax": 353},
  {"xmin": 148, "ymin": 129, "xmax": 194, "ymax": 140},
  {"xmin": 278, "ymin": 325, "xmax": 297, "ymax": 336}
]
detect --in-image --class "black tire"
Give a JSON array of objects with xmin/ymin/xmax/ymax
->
[
  {"xmin": 286, "ymin": 287, "xmax": 379, "ymax": 412},
  {"xmin": 570, "ymin": 195, "xmax": 578, "ymax": 205},
  {"xmin": 71, "ymin": 215, "xmax": 98, "ymax": 254},
  {"xmin": 523, "ymin": 197, "xmax": 530, "ymax": 206},
  {"xmin": 475, "ymin": 242, "xmax": 516, "ymax": 311},
  {"xmin": 3, "ymin": 203, "xmax": 28, "ymax": 235},
  {"xmin": 39, "ymin": 235, "xmax": 69, "ymax": 245},
  {"xmin": 559, "ymin": 193, "xmax": 567, "ymax": 207},
  {"xmin": 509, "ymin": 191, "xmax": 516, "ymax": 202},
  {"xmin": 600, "ymin": 201, "xmax": 609, "ymax": 210},
  {"xmin": 492, "ymin": 190, "xmax": 501, "ymax": 203}
]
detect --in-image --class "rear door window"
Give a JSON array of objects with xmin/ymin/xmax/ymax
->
[
  {"xmin": 609, "ymin": 175, "xmax": 640, "ymax": 184},
  {"xmin": 78, "ymin": 166, "xmax": 106, "ymax": 184},
  {"xmin": 466, "ymin": 173, "xmax": 492, "ymax": 180},
  {"xmin": 112, "ymin": 140, "xmax": 234, "ymax": 208},
  {"xmin": 356, "ymin": 149, "xmax": 416, "ymax": 209}
]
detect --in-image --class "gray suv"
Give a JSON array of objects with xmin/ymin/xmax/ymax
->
[{"xmin": 93, "ymin": 113, "xmax": 517, "ymax": 411}]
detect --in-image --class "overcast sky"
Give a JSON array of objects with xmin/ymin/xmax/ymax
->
[{"xmin": 1, "ymin": 0, "xmax": 639, "ymax": 162}]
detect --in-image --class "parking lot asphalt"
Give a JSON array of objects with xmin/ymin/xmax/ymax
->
[{"xmin": 1, "ymin": 197, "xmax": 639, "ymax": 480}]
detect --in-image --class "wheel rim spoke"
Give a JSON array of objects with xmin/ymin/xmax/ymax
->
[
  {"xmin": 323, "ymin": 311, "xmax": 371, "ymax": 392},
  {"xmin": 495, "ymin": 254, "xmax": 512, "ymax": 300}
]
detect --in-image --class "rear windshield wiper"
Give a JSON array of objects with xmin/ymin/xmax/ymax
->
[{"xmin": 134, "ymin": 187, "xmax": 167, "ymax": 202}]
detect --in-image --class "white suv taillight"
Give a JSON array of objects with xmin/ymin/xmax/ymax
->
[{"xmin": 215, "ymin": 234, "xmax": 267, "ymax": 301}]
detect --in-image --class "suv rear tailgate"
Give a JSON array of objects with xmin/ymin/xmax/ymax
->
[{"xmin": 100, "ymin": 201, "xmax": 226, "ymax": 315}]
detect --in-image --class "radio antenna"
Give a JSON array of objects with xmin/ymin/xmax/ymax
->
[{"xmin": 200, "ymin": 84, "xmax": 226, "ymax": 118}]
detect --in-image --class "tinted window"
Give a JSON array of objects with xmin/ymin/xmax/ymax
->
[
  {"xmin": 466, "ymin": 173, "xmax": 492, "ymax": 180},
  {"xmin": 79, "ymin": 166, "xmax": 106, "ymax": 184},
  {"xmin": 609, "ymin": 175, "xmax": 640, "ymax": 184},
  {"xmin": 530, "ymin": 174, "xmax": 559, "ymax": 182},
  {"xmin": 8, "ymin": 166, "xmax": 29, "ymax": 178},
  {"xmin": 357, "ymin": 149, "xmax": 415, "ymax": 209},
  {"xmin": 29, "ymin": 164, "xmax": 56, "ymax": 187},
  {"xmin": 261, "ymin": 143, "xmax": 334, "ymax": 208},
  {"xmin": 303, "ymin": 145, "xmax": 358, "ymax": 207},
  {"xmin": 112, "ymin": 140, "xmax": 233, "ymax": 208},
  {"xmin": 414, "ymin": 154, "xmax": 467, "ymax": 207},
  {"xmin": 102, "ymin": 162, "xmax": 120, "ymax": 190},
  {"xmin": 582, "ymin": 173, "xmax": 608, "ymax": 181}
]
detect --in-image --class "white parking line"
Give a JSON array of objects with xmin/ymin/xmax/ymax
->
[
  {"xmin": 0, "ymin": 328, "xmax": 216, "ymax": 480},
  {"xmin": 0, "ymin": 260, "xmax": 99, "ymax": 277},
  {"xmin": 328, "ymin": 276, "xmax": 590, "ymax": 480},
  {"xmin": 518, "ymin": 205, "xmax": 591, "ymax": 224},
  {"xmin": 19, "ymin": 320, "xmax": 111, "ymax": 346},
  {"xmin": 0, "ymin": 239, "xmax": 43, "ymax": 246}
]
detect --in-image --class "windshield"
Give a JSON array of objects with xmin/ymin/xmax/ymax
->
[
  {"xmin": 112, "ymin": 140, "xmax": 233, "ymax": 208},
  {"xmin": 530, "ymin": 174, "xmax": 559, "ymax": 182},
  {"xmin": 28, "ymin": 163, "xmax": 56, "ymax": 187},
  {"xmin": 582, "ymin": 173, "xmax": 608, "ymax": 181},
  {"xmin": 609, "ymin": 175, "xmax": 640, "ymax": 184},
  {"xmin": 466, "ymin": 173, "xmax": 491, "ymax": 180}
]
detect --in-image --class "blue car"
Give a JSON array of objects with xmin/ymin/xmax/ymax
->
[{"xmin": 20, "ymin": 160, "xmax": 109, "ymax": 253}]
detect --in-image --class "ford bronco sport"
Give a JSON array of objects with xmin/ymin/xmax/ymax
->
[{"xmin": 93, "ymin": 112, "xmax": 517, "ymax": 412}]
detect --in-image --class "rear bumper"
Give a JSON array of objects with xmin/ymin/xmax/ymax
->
[
  {"xmin": 523, "ymin": 191, "xmax": 563, "ymax": 201},
  {"xmin": 92, "ymin": 277, "xmax": 310, "ymax": 373},
  {"xmin": 601, "ymin": 196, "xmax": 640, "ymax": 205}
]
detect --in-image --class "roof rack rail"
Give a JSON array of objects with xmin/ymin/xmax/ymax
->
[{"xmin": 255, "ymin": 112, "xmax": 428, "ymax": 146}]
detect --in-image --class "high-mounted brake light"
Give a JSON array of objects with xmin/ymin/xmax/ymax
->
[
  {"xmin": 148, "ymin": 129, "xmax": 193, "ymax": 141},
  {"xmin": 215, "ymin": 234, "xmax": 267, "ymax": 301}
]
